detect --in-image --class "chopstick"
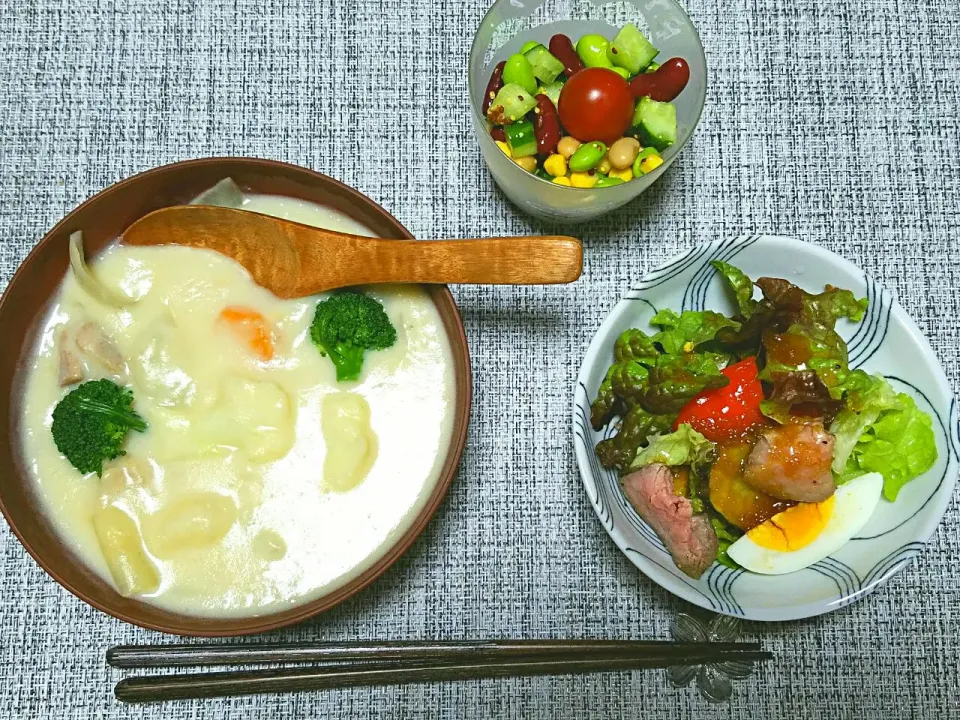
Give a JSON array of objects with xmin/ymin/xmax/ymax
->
[
  {"xmin": 107, "ymin": 639, "xmax": 765, "ymax": 668},
  {"xmin": 109, "ymin": 641, "xmax": 773, "ymax": 703},
  {"xmin": 114, "ymin": 651, "xmax": 771, "ymax": 703}
]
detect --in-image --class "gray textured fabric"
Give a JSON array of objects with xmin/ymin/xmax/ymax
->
[{"xmin": 1, "ymin": 0, "xmax": 959, "ymax": 717}]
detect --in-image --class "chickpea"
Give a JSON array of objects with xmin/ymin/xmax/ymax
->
[
  {"xmin": 557, "ymin": 136, "xmax": 581, "ymax": 160},
  {"xmin": 607, "ymin": 137, "xmax": 641, "ymax": 170},
  {"xmin": 513, "ymin": 156, "xmax": 538, "ymax": 172}
]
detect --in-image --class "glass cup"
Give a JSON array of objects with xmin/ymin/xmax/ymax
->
[{"xmin": 469, "ymin": 0, "xmax": 707, "ymax": 223}]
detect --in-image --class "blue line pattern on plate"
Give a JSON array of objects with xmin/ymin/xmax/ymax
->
[
  {"xmin": 861, "ymin": 542, "xmax": 926, "ymax": 590},
  {"xmin": 810, "ymin": 564, "xmax": 847, "ymax": 597},
  {"xmin": 705, "ymin": 566, "xmax": 745, "ymax": 617},
  {"xmin": 950, "ymin": 398, "xmax": 960, "ymax": 462},
  {"xmin": 844, "ymin": 273, "xmax": 874, "ymax": 353},
  {"xmin": 682, "ymin": 236, "xmax": 738, "ymax": 312},
  {"xmin": 626, "ymin": 244, "xmax": 711, "ymax": 296},
  {"xmin": 848, "ymin": 276, "xmax": 893, "ymax": 368},
  {"xmin": 574, "ymin": 395, "xmax": 613, "ymax": 531},
  {"xmin": 687, "ymin": 234, "xmax": 761, "ymax": 313},
  {"xmin": 624, "ymin": 548, "xmax": 720, "ymax": 612}
]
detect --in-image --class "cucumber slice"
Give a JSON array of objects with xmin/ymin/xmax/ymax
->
[
  {"xmin": 538, "ymin": 79, "xmax": 564, "ymax": 107},
  {"xmin": 524, "ymin": 45, "xmax": 565, "ymax": 83},
  {"xmin": 486, "ymin": 83, "xmax": 537, "ymax": 125},
  {"xmin": 504, "ymin": 119, "xmax": 538, "ymax": 158},
  {"xmin": 629, "ymin": 97, "xmax": 677, "ymax": 150},
  {"xmin": 610, "ymin": 23, "xmax": 659, "ymax": 74}
]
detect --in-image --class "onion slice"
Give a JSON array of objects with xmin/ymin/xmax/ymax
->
[
  {"xmin": 188, "ymin": 177, "xmax": 244, "ymax": 208},
  {"xmin": 68, "ymin": 231, "xmax": 132, "ymax": 308}
]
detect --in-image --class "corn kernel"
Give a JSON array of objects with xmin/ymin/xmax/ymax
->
[
  {"xmin": 682, "ymin": 341, "xmax": 695, "ymax": 353},
  {"xmin": 495, "ymin": 140, "xmax": 512, "ymax": 158},
  {"xmin": 639, "ymin": 154, "xmax": 664, "ymax": 174},
  {"xmin": 569, "ymin": 171, "xmax": 598, "ymax": 189},
  {"xmin": 608, "ymin": 168, "xmax": 633, "ymax": 182},
  {"xmin": 596, "ymin": 157, "xmax": 612, "ymax": 174},
  {"xmin": 552, "ymin": 176, "xmax": 572, "ymax": 186},
  {"xmin": 543, "ymin": 154, "xmax": 567, "ymax": 177}
]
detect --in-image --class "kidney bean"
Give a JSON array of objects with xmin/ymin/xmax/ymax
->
[
  {"xmin": 482, "ymin": 61, "xmax": 506, "ymax": 115},
  {"xmin": 628, "ymin": 57, "xmax": 690, "ymax": 102},
  {"xmin": 490, "ymin": 127, "xmax": 507, "ymax": 142},
  {"xmin": 533, "ymin": 94, "xmax": 562, "ymax": 158},
  {"xmin": 548, "ymin": 34, "xmax": 584, "ymax": 78}
]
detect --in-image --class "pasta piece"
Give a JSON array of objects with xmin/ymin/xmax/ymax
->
[
  {"xmin": 92, "ymin": 505, "xmax": 160, "ymax": 597},
  {"xmin": 131, "ymin": 316, "xmax": 217, "ymax": 410},
  {"xmin": 195, "ymin": 377, "xmax": 295, "ymax": 463},
  {"xmin": 321, "ymin": 392, "xmax": 378, "ymax": 492},
  {"xmin": 235, "ymin": 466, "xmax": 264, "ymax": 524},
  {"xmin": 142, "ymin": 492, "xmax": 238, "ymax": 558},
  {"xmin": 252, "ymin": 529, "xmax": 287, "ymax": 561}
]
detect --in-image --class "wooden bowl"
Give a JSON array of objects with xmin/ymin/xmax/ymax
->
[{"xmin": 0, "ymin": 158, "xmax": 472, "ymax": 636}]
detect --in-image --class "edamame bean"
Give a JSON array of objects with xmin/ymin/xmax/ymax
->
[
  {"xmin": 632, "ymin": 147, "xmax": 660, "ymax": 177},
  {"xmin": 611, "ymin": 66, "xmax": 631, "ymax": 79},
  {"xmin": 576, "ymin": 34, "xmax": 613, "ymax": 69},
  {"xmin": 595, "ymin": 176, "xmax": 625, "ymax": 187},
  {"xmin": 502, "ymin": 54, "xmax": 538, "ymax": 95},
  {"xmin": 608, "ymin": 137, "xmax": 641, "ymax": 169},
  {"xmin": 568, "ymin": 141, "xmax": 607, "ymax": 171},
  {"xmin": 520, "ymin": 40, "xmax": 541, "ymax": 54}
]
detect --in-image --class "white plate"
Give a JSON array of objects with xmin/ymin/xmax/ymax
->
[{"xmin": 573, "ymin": 234, "xmax": 959, "ymax": 621}]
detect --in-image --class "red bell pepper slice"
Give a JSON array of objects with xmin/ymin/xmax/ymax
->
[{"xmin": 674, "ymin": 356, "xmax": 766, "ymax": 442}]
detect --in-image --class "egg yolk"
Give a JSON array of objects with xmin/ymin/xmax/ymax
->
[{"xmin": 745, "ymin": 495, "xmax": 835, "ymax": 551}]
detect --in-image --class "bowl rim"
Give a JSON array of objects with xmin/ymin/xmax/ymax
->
[
  {"xmin": 572, "ymin": 234, "xmax": 958, "ymax": 621},
  {"xmin": 0, "ymin": 157, "xmax": 473, "ymax": 636},
  {"xmin": 467, "ymin": 0, "xmax": 708, "ymax": 192}
]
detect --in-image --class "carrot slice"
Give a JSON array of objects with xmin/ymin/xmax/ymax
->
[{"xmin": 218, "ymin": 306, "xmax": 275, "ymax": 361}]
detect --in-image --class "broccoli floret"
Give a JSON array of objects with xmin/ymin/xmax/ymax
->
[
  {"xmin": 309, "ymin": 292, "xmax": 398, "ymax": 382},
  {"xmin": 51, "ymin": 379, "xmax": 147, "ymax": 476}
]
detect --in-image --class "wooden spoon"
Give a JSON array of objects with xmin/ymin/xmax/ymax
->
[{"xmin": 121, "ymin": 205, "xmax": 583, "ymax": 299}]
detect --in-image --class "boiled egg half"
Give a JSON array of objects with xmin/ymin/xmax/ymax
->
[{"xmin": 727, "ymin": 472, "xmax": 883, "ymax": 575}]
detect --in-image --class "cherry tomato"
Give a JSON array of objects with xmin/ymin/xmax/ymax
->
[
  {"xmin": 673, "ymin": 357, "xmax": 766, "ymax": 442},
  {"xmin": 557, "ymin": 67, "xmax": 634, "ymax": 144},
  {"xmin": 628, "ymin": 57, "xmax": 690, "ymax": 102}
]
